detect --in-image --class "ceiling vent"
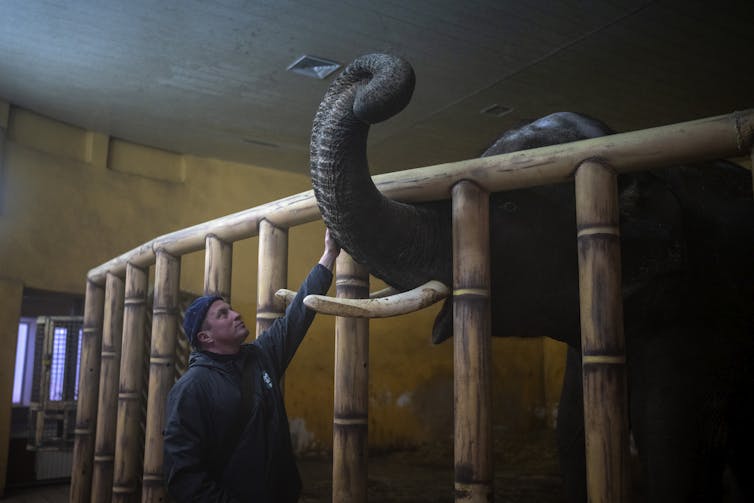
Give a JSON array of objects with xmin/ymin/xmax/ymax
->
[{"xmin": 287, "ymin": 55, "xmax": 341, "ymax": 79}]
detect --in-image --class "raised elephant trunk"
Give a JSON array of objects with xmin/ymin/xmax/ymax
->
[{"xmin": 310, "ymin": 53, "xmax": 452, "ymax": 290}]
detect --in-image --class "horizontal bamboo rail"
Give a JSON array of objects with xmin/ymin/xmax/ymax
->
[{"xmin": 86, "ymin": 110, "xmax": 753, "ymax": 285}]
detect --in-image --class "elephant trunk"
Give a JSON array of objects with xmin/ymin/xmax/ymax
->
[{"xmin": 310, "ymin": 54, "xmax": 452, "ymax": 290}]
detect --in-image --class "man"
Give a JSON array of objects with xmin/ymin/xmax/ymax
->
[{"xmin": 163, "ymin": 230, "xmax": 340, "ymax": 502}]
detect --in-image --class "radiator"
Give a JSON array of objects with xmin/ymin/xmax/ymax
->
[{"xmin": 35, "ymin": 449, "xmax": 73, "ymax": 480}]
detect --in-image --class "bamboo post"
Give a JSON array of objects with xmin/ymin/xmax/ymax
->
[
  {"xmin": 256, "ymin": 220, "xmax": 288, "ymax": 337},
  {"xmin": 574, "ymin": 160, "xmax": 629, "ymax": 502},
  {"xmin": 451, "ymin": 180, "xmax": 493, "ymax": 503},
  {"xmin": 112, "ymin": 264, "xmax": 148, "ymax": 503},
  {"xmin": 70, "ymin": 280, "xmax": 105, "ymax": 503},
  {"xmin": 332, "ymin": 251, "xmax": 369, "ymax": 503},
  {"xmin": 141, "ymin": 250, "xmax": 180, "ymax": 503},
  {"xmin": 205, "ymin": 234, "xmax": 233, "ymax": 298},
  {"xmin": 91, "ymin": 273, "xmax": 125, "ymax": 503}
]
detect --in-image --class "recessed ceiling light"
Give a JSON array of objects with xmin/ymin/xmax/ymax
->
[
  {"xmin": 287, "ymin": 55, "xmax": 341, "ymax": 79},
  {"xmin": 481, "ymin": 104, "xmax": 513, "ymax": 118}
]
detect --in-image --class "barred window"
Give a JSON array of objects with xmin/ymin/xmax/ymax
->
[{"xmin": 49, "ymin": 327, "xmax": 68, "ymax": 401}]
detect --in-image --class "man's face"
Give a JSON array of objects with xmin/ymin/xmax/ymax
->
[{"xmin": 199, "ymin": 300, "xmax": 249, "ymax": 353}]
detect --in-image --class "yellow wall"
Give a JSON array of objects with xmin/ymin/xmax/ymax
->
[{"xmin": 0, "ymin": 100, "xmax": 567, "ymax": 485}]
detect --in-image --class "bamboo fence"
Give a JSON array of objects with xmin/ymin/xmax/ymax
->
[{"xmin": 70, "ymin": 110, "xmax": 753, "ymax": 503}]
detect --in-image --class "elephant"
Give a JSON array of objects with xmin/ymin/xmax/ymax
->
[{"xmin": 309, "ymin": 53, "xmax": 754, "ymax": 502}]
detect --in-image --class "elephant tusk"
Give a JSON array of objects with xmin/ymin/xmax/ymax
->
[
  {"xmin": 275, "ymin": 289, "xmax": 296, "ymax": 304},
  {"xmin": 275, "ymin": 285, "xmax": 402, "ymax": 304},
  {"xmin": 368, "ymin": 286, "xmax": 400, "ymax": 298},
  {"xmin": 301, "ymin": 280, "xmax": 449, "ymax": 318}
]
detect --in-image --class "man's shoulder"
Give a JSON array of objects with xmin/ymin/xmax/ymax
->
[{"xmin": 169, "ymin": 363, "xmax": 216, "ymax": 394}]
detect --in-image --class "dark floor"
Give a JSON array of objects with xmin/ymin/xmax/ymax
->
[
  {"xmin": 3, "ymin": 430, "xmax": 565, "ymax": 502},
  {"xmin": 300, "ymin": 429, "xmax": 565, "ymax": 503},
  {"xmin": 1, "ymin": 482, "xmax": 69, "ymax": 503}
]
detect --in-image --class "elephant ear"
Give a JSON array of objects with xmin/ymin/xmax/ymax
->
[{"xmin": 431, "ymin": 298, "xmax": 454, "ymax": 344}]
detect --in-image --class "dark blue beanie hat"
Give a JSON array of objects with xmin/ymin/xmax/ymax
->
[{"xmin": 183, "ymin": 295, "xmax": 223, "ymax": 348}]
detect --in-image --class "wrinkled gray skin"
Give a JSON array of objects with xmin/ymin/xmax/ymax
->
[{"xmin": 310, "ymin": 53, "xmax": 754, "ymax": 501}]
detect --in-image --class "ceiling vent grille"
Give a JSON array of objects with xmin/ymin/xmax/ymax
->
[{"xmin": 287, "ymin": 55, "xmax": 341, "ymax": 79}]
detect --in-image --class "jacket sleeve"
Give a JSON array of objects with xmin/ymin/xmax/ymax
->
[
  {"xmin": 256, "ymin": 263, "xmax": 333, "ymax": 377},
  {"xmin": 163, "ymin": 378, "xmax": 240, "ymax": 503}
]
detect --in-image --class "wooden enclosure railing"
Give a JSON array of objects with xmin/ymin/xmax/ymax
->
[{"xmin": 71, "ymin": 110, "xmax": 753, "ymax": 503}]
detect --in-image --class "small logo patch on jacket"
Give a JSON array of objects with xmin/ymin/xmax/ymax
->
[{"xmin": 262, "ymin": 371, "xmax": 273, "ymax": 389}]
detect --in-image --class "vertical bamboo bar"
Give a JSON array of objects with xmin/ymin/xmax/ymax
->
[
  {"xmin": 575, "ymin": 160, "xmax": 629, "ymax": 502},
  {"xmin": 205, "ymin": 234, "xmax": 233, "ymax": 298},
  {"xmin": 112, "ymin": 264, "xmax": 148, "ymax": 503},
  {"xmin": 332, "ymin": 251, "xmax": 369, "ymax": 503},
  {"xmin": 451, "ymin": 180, "xmax": 493, "ymax": 503},
  {"xmin": 91, "ymin": 273, "xmax": 125, "ymax": 503},
  {"xmin": 141, "ymin": 250, "xmax": 180, "ymax": 503},
  {"xmin": 256, "ymin": 219, "xmax": 288, "ymax": 337},
  {"xmin": 70, "ymin": 280, "xmax": 105, "ymax": 503}
]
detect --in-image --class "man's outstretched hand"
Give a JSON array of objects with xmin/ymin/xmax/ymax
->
[{"xmin": 318, "ymin": 228, "xmax": 341, "ymax": 271}]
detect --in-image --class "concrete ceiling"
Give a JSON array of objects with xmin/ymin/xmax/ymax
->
[{"xmin": 1, "ymin": 1, "xmax": 752, "ymax": 176}]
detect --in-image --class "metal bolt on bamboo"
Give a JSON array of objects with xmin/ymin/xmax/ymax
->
[
  {"xmin": 141, "ymin": 250, "xmax": 181, "ymax": 503},
  {"xmin": 256, "ymin": 220, "xmax": 288, "ymax": 338},
  {"xmin": 332, "ymin": 251, "xmax": 370, "ymax": 503},
  {"xmin": 91, "ymin": 273, "xmax": 125, "ymax": 503},
  {"xmin": 112, "ymin": 264, "xmax": 149, "ymax": 503},
  {"xmin": 70, "ymin": 280, "xmax": 105, "ymax": 503},
  {"xmin": 451, "ymin": 181, "xmax": 493, "ymax": 503},
  {"xmin": 575, "ymin": 160, "xmax": 629, "ymax": 502}
]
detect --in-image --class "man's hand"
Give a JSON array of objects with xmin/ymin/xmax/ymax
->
[{"xmin": 318, "ymin": 228, "xmax": 341, "ymax": 271}]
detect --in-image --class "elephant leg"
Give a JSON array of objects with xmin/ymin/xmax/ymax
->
[
  {"xmin": 723, "ymin": 351, "xmax": 754, "ymax": 501},
  {"xmin": 556, "ymin": 346, "xmax": 586, "ymax": 503},
  {"xmin": 628, "ymin": 326, "xmax": 729, "ymax": 503}
]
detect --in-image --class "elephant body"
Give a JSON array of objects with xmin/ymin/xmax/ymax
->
[{"xmin": 310, "ymin": 53, "xmax": 754, "ymax": 501}]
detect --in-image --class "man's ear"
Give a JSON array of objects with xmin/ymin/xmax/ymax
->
[{"xmin": 197, "ymin": 330, "xmax": 213, "ymax": 345}]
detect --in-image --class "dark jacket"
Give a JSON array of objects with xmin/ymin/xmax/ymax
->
[{"xmin": 163, "ymin": 264, "xmax": 333, "ymax": 502}]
